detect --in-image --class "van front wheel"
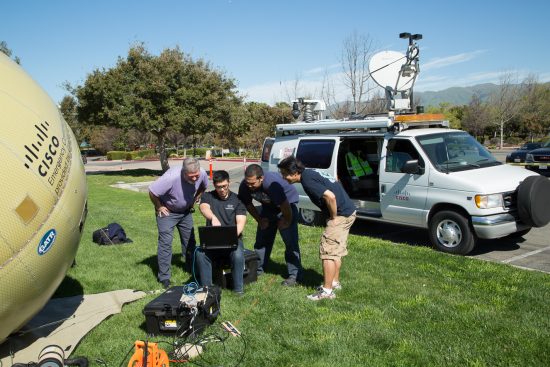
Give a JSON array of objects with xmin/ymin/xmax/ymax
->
[
  {"xmin": 429, "ymin": 210, "xmax": 475, "ymax": 255},
  {"xmin": 299, "ymin": 208, "xmax": 325, "ymax": 226}
]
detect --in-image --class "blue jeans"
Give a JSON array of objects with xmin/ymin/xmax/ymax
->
[
  {"xmin": 195, "ymin": 239, "xmax": 245, "ymax": 293},
  {"xmin": 255, "ymin": 204, "xmax": 302, "ymax": 280},
  {"xmin": 156, "ymin": 211, "xmax": 196, "ymax": 282}
]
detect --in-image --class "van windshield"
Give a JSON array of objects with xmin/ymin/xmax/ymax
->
[{"xmin": 416, "ymin": 132, "xmax": 501, "ymax": 172}]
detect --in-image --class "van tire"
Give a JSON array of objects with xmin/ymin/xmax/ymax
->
[
  {"xmin": 299, "ymin": 208, "xmax": 326, "ymax": 226},
  {"xmin": 517, "ymin": 175, "xmax": 550, "ymax": 227},
  {"xmin": 429, "ymin": 210, "xmax": 475, "ymax": 255}
]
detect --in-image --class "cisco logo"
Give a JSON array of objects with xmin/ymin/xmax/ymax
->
[{"xmin": 38, "ymin": 229, "xmax": 57, "ymax": 255}]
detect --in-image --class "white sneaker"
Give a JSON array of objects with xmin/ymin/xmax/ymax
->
[
  {"xmin": 316, "ymin": 282, "xmax": 342, "ymax": 292},
  {"xmin": 307, "ymin": 289, "xmax": 336, "ymax": 301}
]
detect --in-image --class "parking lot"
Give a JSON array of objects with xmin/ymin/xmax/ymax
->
[{"xmin": 86, "ymin": 156, "xmax": 550, "ymax": 274}]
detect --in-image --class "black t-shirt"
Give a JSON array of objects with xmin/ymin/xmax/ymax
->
[
  {"xmin": 300, "ymin": 169, "xmax": 356, "ymax": 217},
  {"xmin": 200, "ymin": 190, "xmax": 247, "ymax": 227},
  {"xmin": 238, "ymin": 172, "xmax": 299, "ymax": 215}
]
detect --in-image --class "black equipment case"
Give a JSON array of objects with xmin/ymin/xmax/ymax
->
[
  {"xmin": 143, "ymin": 285, "xmax": 221, "ymax": 337},
  {"xmin": 214, "ymin": 249, "xmax": 259, "ymax": 289}
]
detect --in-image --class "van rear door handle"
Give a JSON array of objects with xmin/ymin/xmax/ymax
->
[{"xmin": 381, "ymin": 184, "xmax": 386, "ymax": 194}]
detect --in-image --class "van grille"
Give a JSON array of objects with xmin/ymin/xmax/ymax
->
[{"xmin": 503, "ymin": 191, "xmax": 516, "ymax": 210}]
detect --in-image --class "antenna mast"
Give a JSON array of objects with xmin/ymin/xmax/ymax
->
[{"xmin": 369, "ymin": 32, "xmax": 422, "ymax": 113}]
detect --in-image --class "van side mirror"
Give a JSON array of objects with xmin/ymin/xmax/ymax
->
[{"xmin": 402, "ymin": 159, "xmax": 423, "ymax": 174}]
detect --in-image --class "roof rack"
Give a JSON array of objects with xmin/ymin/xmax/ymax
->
[
  {"xmin": 275, "ymin": 113, "xmax": 449, "ymax": 137},
  {"xmin": 275, "ymin": 117, "xmax": 393, "ymax": 137}
]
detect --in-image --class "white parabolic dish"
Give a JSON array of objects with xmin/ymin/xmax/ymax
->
[{"xmin": 369, "ymin": 50, "xmax": 416, "ymax": 92}]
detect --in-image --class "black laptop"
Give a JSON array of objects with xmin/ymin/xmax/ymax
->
[{"xmin": 198, "ymin": 225, "xmax": 238, "ymax": 251}]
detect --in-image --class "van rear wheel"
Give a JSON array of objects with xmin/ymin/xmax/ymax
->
[
  {"xmin": 299, "ymin": 208, "xmax": 325, "ymax": 226},
  {"xmin": 429, "ymin": 210, "xmax": 475, "ymax": 255}
]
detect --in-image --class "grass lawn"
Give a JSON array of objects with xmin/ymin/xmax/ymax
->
[{"xmin": 59, "ymin": 170, "xmax": 550, "ymax": 366}]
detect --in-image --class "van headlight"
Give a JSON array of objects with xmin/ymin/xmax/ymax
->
[
  {"xmin": 525, "ymin": 153, "xmax": 534, "ymax": 162},
  {"xmin": 475, "ymin": 194, "xmax": 504, "ymax": 209}
]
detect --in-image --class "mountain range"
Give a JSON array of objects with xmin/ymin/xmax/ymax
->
[{"xmin": 415, "ymin": 83, "xmax": 501, "ymax": 108}]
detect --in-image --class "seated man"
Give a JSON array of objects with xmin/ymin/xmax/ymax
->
[{"xmin": 195, "ymin": 170, "xmax": 247, "ymax": 294}]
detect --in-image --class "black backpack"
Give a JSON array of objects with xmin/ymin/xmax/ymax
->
[{"xmin": 92, "ymin": 223, "xmax": 132, "ymax": 245}]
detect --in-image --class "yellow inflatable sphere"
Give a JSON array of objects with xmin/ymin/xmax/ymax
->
[{"xmin": 0, "ymin": 53, "xmax": 87, "ymax": 342}]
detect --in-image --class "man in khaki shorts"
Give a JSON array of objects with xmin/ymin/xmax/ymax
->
[{"xmin": 278, "ymin": 156, "xmax": 356, "ymax": 301}]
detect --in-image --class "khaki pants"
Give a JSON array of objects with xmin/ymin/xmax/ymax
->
[{"xmin": 320, "ymin": 212, "xmax": 356, "ymax": 260}]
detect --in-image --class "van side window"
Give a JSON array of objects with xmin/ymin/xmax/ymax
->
[
  {"xmin": 296, "ymin": 139, "xmax": 336, "ymax": 169},
  {"xmin": 386, "ymin": 139, "xmax": 422, "ymax": 173},
  {"xmin": 261, "ymin": 139, "xmax": 274, "ymax": 162}
]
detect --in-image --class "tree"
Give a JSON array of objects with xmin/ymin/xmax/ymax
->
[
  {"xmin": 89, "ymin": 126, "xmax": 123, "ymax": 154},
  {"xmin": 462, "ymin": 94, "xmax": 491, "ymax": 140},
  {"xmin": 0, "ymin": 41, "xmax": 21, "ymax": 64},
  {"xmin": 340, "ymin": 31, "xmax": 376, "ymax": 114},
  {"xmin": 235, "ymin": 102, "xmax": 293, "ymax": 155},
  {"xmin": 427, "ymin": 102, "xmax": 464, "ymax": 129},
  {"xmin": 517, "ymin": 75, "xmax": 550, "ymax": 141},
  {"xmin": 76, "ymin": 44, "xmax": 242, "ymax": 171},
  {"xmin": 59, "ymin": 94, "xmax": 92, "ymax": 145},
  {"xmin": 488, "ymin": 73, "xmax": 522, "ymax": 149}
]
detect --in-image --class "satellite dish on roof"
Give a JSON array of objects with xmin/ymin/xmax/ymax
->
[{"xmin": 369, "ymin": 50, "xmax": 416, "ymax": 92}]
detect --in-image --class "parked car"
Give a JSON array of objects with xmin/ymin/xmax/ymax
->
[
  {"xmin": 525, "ymin": 140, "xmax": 550, "ymax": 176},
  {"xmin": 505, "ymin": 142, "xmax": 542, "ymax": 163}
]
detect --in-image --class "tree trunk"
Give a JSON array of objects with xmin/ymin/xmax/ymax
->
[
  {"xmin": 499, "ymin": 122, "xmax": 504, "ymax": 149},
  {"xmin": 157, "ymin": 134, "xmax": 170, "ymax": 172}
]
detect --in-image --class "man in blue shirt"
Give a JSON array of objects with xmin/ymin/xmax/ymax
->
[
  {"xmin": 278, "ymin": 156, "xmax": 356, "ymax": 301},
  {"xmin": 238, "ymin": 164, "xmax": 302, "ymax": 286},
  {"xmin": 149, "ymin": 158, "xmax": 208, "ymax": 289}
]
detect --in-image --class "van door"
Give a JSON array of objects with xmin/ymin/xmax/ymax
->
[
  {"xmin": 260, "ymin": 138, "xmax": 275, "ymax": 172},
  {"xmin": 295, "ymin": 137, "xmax": 340, "ymax": 177},
  {"xmin": 294, "ymin": 137, "xmax": 341, "ymax": 211},
  {"xmin": 379, "ymin": 137, "xmax": 429, "ymax": 225}
]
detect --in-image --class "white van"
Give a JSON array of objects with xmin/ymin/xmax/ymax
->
[{"xmin": 261, "ymin": 113, "xmax": 550, "ymax": 255}]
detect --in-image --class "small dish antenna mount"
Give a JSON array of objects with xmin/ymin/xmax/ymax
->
[{"xmin": 369, "ymin": 32, "xmax": 422, "ymax": 112}]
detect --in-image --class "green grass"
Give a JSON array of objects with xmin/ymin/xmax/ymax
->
[{"xmin": 60, "ymin": 170, "xmax": 550, "ymax": 366}]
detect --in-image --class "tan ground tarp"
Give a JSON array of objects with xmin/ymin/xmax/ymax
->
[{"xmin": 0, "ymin": 289, "xmax": 146, "ymax": 365}]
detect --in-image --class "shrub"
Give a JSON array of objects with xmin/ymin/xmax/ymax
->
[
  {"xmin": 106, "ymin": 151, "xmax": 128, "ymax": 160},
  {"xmin": 506, "ymin": 136, "xmax": 523, "ymax": 146},
  {"xmin": 136, "ymin": 149, "xmax": 156, "ymax": 158}
]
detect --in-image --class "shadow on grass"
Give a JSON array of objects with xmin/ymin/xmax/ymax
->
[
  {"xmin": 86, "ymin": 168, "xmax": 163, "ymax": 177},
  {"xmin": 53, "ymin": 274, "xmax": 84, "ymax": 297},
  {"xmin": 139, "ymin": 255, "xmax": 186, "ymax": 279},
  {"xmin": 263, "ymin": 259, "xmax": 323, "ymax": 289},
  {"xmin": 0, "ymin": 284, "xmax": 84, "ymax": 359},
  {"xmin": 350, "ymin": 221, "xmax": 430, "ymax": 248}
]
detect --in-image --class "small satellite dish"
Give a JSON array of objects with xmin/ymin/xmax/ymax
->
[{"xmin": 369, "ymin": 50, "xmax": 416, "ymax": 92}]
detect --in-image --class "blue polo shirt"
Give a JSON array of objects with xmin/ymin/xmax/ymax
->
[
  {"xmin": 238, "ymin": 171, "xmax": 299, "ymax": 215},
  {"xmin": 301, "ymin": 169, "xmax": 355, "ymax": 217}
]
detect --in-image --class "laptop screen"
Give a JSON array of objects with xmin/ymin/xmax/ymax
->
[{"xmin": 198, "ymin": 225, "xmax": 238, "ymax": 250}]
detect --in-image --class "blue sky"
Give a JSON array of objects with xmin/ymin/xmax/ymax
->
[{"xmin": 3, "ymin": 0, "xmax": 550, "ymax": 105}]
